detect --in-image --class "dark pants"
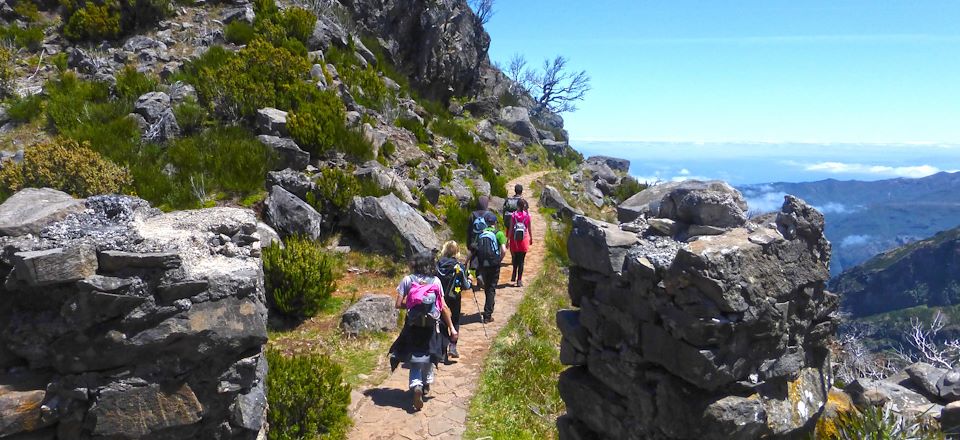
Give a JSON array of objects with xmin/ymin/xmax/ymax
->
[
  {"xmin": 512, "ymin": 251, "xmax": 527, "ymax": 282},
  {"xmin": 478, "ymin": 266, "xmax": 500, "ymax": 319},
  {"xmin": 445, "ymin": 294, "xmax": 462, "ymax": 332}
]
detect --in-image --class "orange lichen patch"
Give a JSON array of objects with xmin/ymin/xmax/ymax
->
[{"xmin": 815, "ymin": 388, "xmax": 857, "ymax": 439}]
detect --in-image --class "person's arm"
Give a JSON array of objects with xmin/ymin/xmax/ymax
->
[
  {"xmin": 442, "ymin": 306, "xmax": 457, "ymax": 340},
  {"xmin": 527, "ymin": 215, "xmax": 534, "ymax": 244},
  {"xmin": 395, "ymin": 277, "xmax": 408, "ymax": 309}
]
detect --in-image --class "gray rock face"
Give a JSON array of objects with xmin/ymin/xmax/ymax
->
[
  {"xmin": 255, "ymin": 107, "xmax": 288, "ymax": 137},
  {"xmin": 617, "ymin": 180, "xmax": 744, "ymax": 224},
  {"xmin": 307, "ymin": 15, "xmax": 349, "ymax": 51},
  {"xmin": 256, "ymin": 135, "xmax": 310, "ymax": 171},
  {"xmin": 343, "ymin": 0, "xmax": 490, "ymax": 102},
  {"xmin": 0, "ymin": 197, "xmax": 268, "ymax": 439},
  {"xmin": 658, "ymin": 186, "xmax": 748, "ymax": 228},
  {"xmin": 847, "ymin": 379, "xmax": 941, "ymax": 419},
  {"xmin": 346, "ymin": 193, "xmax": 440, "ymax": 257},
  {"xmin": 540, "ymin": 185, "xmax": 583, "ymax": 219},
  {"xmin": 586, "ymin": 155, "xmax": 630, "ymax": 173},
  {"xmin": 264, "ymin": 185, "xmax": 325, "ymax": 240},
  {"xmin": 353, "ymin": 161, "xmax": 415, "ymax": 204},
  {"xmin": 559, "ymin": 194, "xmax": 837, "ymax": 439},
  {"xmin": 340, "ymin": 294, "xmax": 398, "ymax": 336},
  {"xmin": 498, "ymin": 106, "xmax": 538, "ymax": 141},
  {"xmin": 134, "ymin": 91, "xmax": 180, "ymax": 142},
  {"xmin": 0, "ymin": 188, "xmax": 87, "ymax": 237},
  {"xmin": 905, "ymin": 362, "xmax": 946, "ymax": 401},
  {"xmin": 939, "ymin": 367, "xmax": 960, "ymax": 401}
]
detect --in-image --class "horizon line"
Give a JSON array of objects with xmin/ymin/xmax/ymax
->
[{"xmin": 570, "ymin": 138, "xmax": 960, "ymax": 147}]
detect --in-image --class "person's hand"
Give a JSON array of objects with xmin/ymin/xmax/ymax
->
[{"xmin": 449, "ymin": 330, "xmax": 459, "ymax": 342}]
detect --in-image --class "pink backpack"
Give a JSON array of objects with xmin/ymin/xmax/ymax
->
[{"xmin": 405, "ymin": 280, "xmax": 441, "ymax": 327}]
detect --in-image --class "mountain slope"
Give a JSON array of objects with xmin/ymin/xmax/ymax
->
[{"xmin": 830, "ymin": 226, "xmax": 960, "ymax": 317}]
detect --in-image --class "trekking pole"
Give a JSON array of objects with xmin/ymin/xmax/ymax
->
[{"xmin": 466, "ymin": 267, "xmax": 488, "ymax": 337}]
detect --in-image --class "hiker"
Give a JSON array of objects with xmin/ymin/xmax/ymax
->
[
  {"xmin": 465, "ymin": 196, "xmax": 499, "ymax": 288},
  {"xmin": 508, "ymin": 198, "xmax": 533, "ymax": 287},
  {"xmin": 502, "ymin": 183, "xmax": 526, "ymax": 233},
  {"xmin": 437, "ymin": 241, "xmax": 471, "ymax": 362},
  {"xmin": 471, "ymin": 217, "xmax": 507, "ymax": 322},
  {"xmin": 388, "ymin": 251, "xmax": 458, "ymax": 411}
]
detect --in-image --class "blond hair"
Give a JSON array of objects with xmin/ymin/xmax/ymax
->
[{"xmin": 439, "ymin": 241, "xmax": 460, "ymax": 259}]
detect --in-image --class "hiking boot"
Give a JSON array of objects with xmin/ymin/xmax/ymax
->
[
  {"xmin": 412, "ymin": 385, "xmax": 423, "ymax": 410},
  {"xmin": 484, "ymin": 315, "xmax": 495, "ymax": 323},
  {"xmin": 517, "ymin": 280, "xmax": 523, "ymax": 287},
  {"xmin": 423, "ymin": 383, "xmax": 431, "ymax": 396},
  {"xmin": 449, "ymin": 347, "xmax": 460, "ymax": 358}
]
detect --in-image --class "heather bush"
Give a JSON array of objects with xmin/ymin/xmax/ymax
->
[
  {"xmin": 63, "ymin": 1, "xmax": 122, "ymax": 41},
  {"xmin": 114, "ymin": 65, "xmax": 157, "ymax": 101},
  {"xmin": 432, "ymin": 117, "xmax": 507, "ymax": 197},
  {"xmin": 266, "ymin": 349, "xmax": 351, "ymax": 440},
  {"xmin": 0, "ymin": 138, "xmax": 133, "ymax": 200},
  {"xmin": 0, "ymin": 46, "xmax": 14, "ymax": 98},
  {"xmin": 172, "ymin": 96, "xmax": 206, "ymax": 134},
  {"xmin": 262, "ymin": 238, "xmax": 339, "ymax": 319},
  {"xmin": 0, "ymin": 24, "xmax": 44, "ymax": 49},
  {"xmin": 396, "ymin": 117, "xmax": 429, "ymax": 144},
  {"xmin": 224, "ymin": 20, "xmax": 254, "ymax": 45},
  {"xmin": 612, "ymin": 176, "xmax": 647, "ymax": 203}
]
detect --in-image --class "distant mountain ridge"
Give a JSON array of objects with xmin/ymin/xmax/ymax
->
[
  {"xmin": 738, "ymin": 171, "xmax": 960, "ymax": 275},
  {"xmin": 830, "ymin": 226, "xmax": 960, "ymax": 317}
]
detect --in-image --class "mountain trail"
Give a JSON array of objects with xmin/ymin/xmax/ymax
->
[{"xmin": 347, "ymin": 171, "xmax": 550, "ymax": 439}]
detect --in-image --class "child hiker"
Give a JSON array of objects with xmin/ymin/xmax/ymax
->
[
  {"xmin": 436, "ymin": 241, "xmax": 471, "ymax": 362},
  {"xmin": 388, "ymin": 251, "xmax": 458, "ymax": 410}
]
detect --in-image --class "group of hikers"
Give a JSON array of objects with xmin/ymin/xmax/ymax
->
[{"xmin": 388, "ymin": 184, "xmax": 533, "ymax": 410}]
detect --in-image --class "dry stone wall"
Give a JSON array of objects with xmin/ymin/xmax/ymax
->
[
  {"xmin": 558, "ymin": 187, "xmax": 839, "ymax": 440},
  {"xmin": 0, "ymin": 190, "xmax": 268, "ymax": 439}
]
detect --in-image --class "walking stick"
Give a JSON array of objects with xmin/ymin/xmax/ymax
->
[{"xmin": 465, "ymin": 266, "xmax": 489, "ymax": 337}]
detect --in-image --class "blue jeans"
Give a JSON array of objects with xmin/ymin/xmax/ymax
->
[{"xmin": 408, "ymin": 354, "xmax": 434, "ymax": 389}]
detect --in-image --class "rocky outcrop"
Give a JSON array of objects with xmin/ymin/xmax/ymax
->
[
  {"xmin": 0, "ymin": 188, "xmax": 86, "ymax": 237},
  {"xmin": 341, "ymin": 0, "xmax": 490, "ymax": 102},
  {"xmin": 263, "ymin": 185, "xmax": 325, "ymax": 240},
  {"xmin": 540, "ymin": 185, "xmax": 583, "ymax": 219},
  {"xmin": 498, "ymin": 106, "xmax": 538, "ymax": 141},
  {"xmin": 340, "ymin": 294, "xmax": 398, "ymax": 336},
  {"xmin": 133, "ymin": 91, "xmax": 180, "ymax": 142},
  {"xmin": 256, "ymin": 136, "xmax": 310, "ymax": 171},
  {"xmin": 586, "ymin": 155, "xmax": 630, "ymax": 173},
  {"xmin": 346, "ymin": 193, "xmax": 440, "ymax": 257},
  {"xmin": 617, "ymin": 179, "xmax": 745, "ymax": 224},
  {"xmin": 353, "ymin": 161, "xmax": 415, "ymax": 204},
  {"xmin": 558, "ymin": 192, "xmax": 838, "ymax": 439},
  {"xmin": 0, "ymin": 190, "xmax": 268, "ymax": 439}
]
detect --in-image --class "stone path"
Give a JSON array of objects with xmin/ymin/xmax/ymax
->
[{"xmin": 348, "ymin": 171, "xmax": 550, "ymax": 440}]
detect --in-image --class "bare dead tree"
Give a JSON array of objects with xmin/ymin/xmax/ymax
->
[
  {"xmin": 895, "ymin": 311, "xmax": 960, "ymax": 369},
  {"xmin": 522, "ymin": 56, "xmax": 591, "ymax": 114},
  {"xmin": 506, "ymin": 53, "xmax": 526, "ymax": 84},
  {"xmin": 834, "ymin": 321, "xmax": 897, "ymax": 383},
  {"xmin": 468, "ymin": 0, "xmax": 494, "ymax": 25}
]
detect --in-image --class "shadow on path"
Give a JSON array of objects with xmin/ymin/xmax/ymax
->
[{"xmin": 363, "ymin": 387, "xmax": 416, "ymax": 414}]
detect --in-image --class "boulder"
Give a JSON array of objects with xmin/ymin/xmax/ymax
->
[
  {"xmin": 939, "ymin": 366, "xmax": 960, "ymax": 401},
  {"xmin": 586, "ymin": 155, "xmax": 630, "ymax": 173},
  {"xmin": 257, "ymin": 222, "xmax": 282, "ymax": 248},
  {"xmin": 475, "ymin": 119, "xmax": 498, "ymax": 143},
  {"xmin": 0, "ymin": 188, "xmax": 86, "ymax": 237},
  {"xmin": 904, "ymin": 362, "xmax": 946, "ymax": 401},
  {"xmin": 14, "ymin": 246, "xmax": 98, "ymax": 286},
  {"xmin": 89, "ymin": 383, "xmax": 203, "ymax": 438},
  {"xmin": 133, "ymin": 91, "xmax": 180, "ymax": 142},
  {"xmin": 618, "ymin": 180, "xmax": 745, "ymax": 224},
  {"xmin": 0, "ymin": 373, "xmax": 51, "ymax": 437},
  {"xmin": 568, "ymin": 216, "xmax": 639, "ymax": 276},
  {"xmin": 263, "ymin": 185, "xmax": 325, "ymax": 240},
  {"xmin": 255, "ymin": 107, "xmax": 288, "ymax": 136},
  {"xmin": 581, "ymin": 161, "xmax": 618, "ymax": 184},
  {"xmin": 942, "ymin": 401, "xmax": 960, "ymax": 433},
  {"xmin": 340, "ymin": 294, "xmax": 398, "ymax": 336},
  {"xmin": 846, "ymin": 379, "xmax": 941, "ymax": 419},
  {"xmin": 306, "ymin": 16, "xmax": 348, "ymax": 51},
  {"xmin": 256, "ymin": 135, "xmax": 310, "ymax": 171},
  {"xmin": 658, "ymin": 186, "xmax": 748, "ymax": 228},
  {"xmin": 498, "ymin": 106, "xmax": 539, "ymax": 141},
  {"xmin": 540, "ymin": 185, "xmax": 583, "ymax": 219},
  {"xmin": 346, "ymin": 193, "xmax": 440, "ymax": 257},
  {"xmin": 353, "ymin": 161, "xmax": 415, "ymax": 204},
  {"xmin": 167, "ymin": 81, "xmax": 197, "ymax": 104},
  {"xmin": 266, "ymin": 169, "xmax": 316, "ymax": 201}
]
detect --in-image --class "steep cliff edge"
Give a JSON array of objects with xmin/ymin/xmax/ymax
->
[
  {"xmin": 558, "ymin": 185, "xmax": 838, "ymax": 439},
  {"xmin": 831, "ymin": 226, "xmax": 960, "ymax": 318},
  {"xmin": 0, "ymin": 190, "xmax": 268, "ymax": 439}
]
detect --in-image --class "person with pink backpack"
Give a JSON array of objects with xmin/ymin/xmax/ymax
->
[
  {"xmin": 508, "ymin": 198, "xmax": 533, "ymax": 287},
  {"xmin": 388, "ymin": 251, "xmax": 458, "ymax": 411}
]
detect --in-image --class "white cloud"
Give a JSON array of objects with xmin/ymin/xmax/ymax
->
[
  {"xmin": 803, "ymin": 162, "xmax": 941, "ymax": 178},
  {"xmin": 679, "ymin": 168, "xmax": 691, "ymax": 175},
  {"xmin": 841, "ymin": 235, "xmax": 873, "ymax": 248},
  {"xmin": 744, "ymin": 191, "xmax": 788, "ymax": 214},
  {"xmin": 815, "ymin": 202, "xmax": 856, "ymax": 214}
]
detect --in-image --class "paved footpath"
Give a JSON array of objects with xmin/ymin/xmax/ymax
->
[{"xmin": 348, "ymin": 171, "xmax": 549, "ymax": 440}]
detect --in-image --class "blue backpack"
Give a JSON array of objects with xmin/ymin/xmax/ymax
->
[
  {"xmin": 475, "ymin": 229, "xmax": 501, "ymax": 268},
  {"xmin": 471, "ymin": 215, "xmax": 489, "ymax": 237}
]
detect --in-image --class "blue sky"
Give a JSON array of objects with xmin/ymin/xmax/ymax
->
[{"xmin": 484, "ymin": 1, "xmax": 960, "ymax": 144}]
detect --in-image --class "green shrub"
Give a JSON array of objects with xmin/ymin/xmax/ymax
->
[
  {"xmin": 262, "ymin": 238, "xmax": 339, "ymax": 319},
  {"xmin": 63, "ymin": 1, "xmax": 122, "ymax": 41},
  {"xmin": 545, "ymin": 217, "xmax": 572, "ymax": 267},
  {"xmin": 342, "ymin": 64, "xmax": 391, "ymax": 110},
  {"xmin": 266, "ymin": 349, "xmax": 351, "ymax": 440},
  {"xmin": 379, "ymin": 140, "xmax": 396, "ymax": 158},
  {"xmin": 437, "ymin": 164, "xmax": 452, "ymax": 185},
  {"xmin": 828, "ymin": 405, "xmax": 943, "ymax": 440},
  {"xmin": 288, "ymin": 90, "xmax": 374, "ymax": 160},
  {"xmin": 114, "ymin": 65, "xmax": 157, "ymax": 101},
  {"xmin": 440, "ymin": 195, "xmax": 472, "ymax": 245},
  {"xmin": 310, "ymin": 168, "xmax": 361, "ymax": 212},
  {"xmin": 0, "ymin": 46, "xmax": 14, "ymax": 98},
  {"xmin": 0, "ymin": 138, "xmax": 133, "ymax": 200},
  {"xmin": 13, "ymin": 1, "xmax": 41, "ymax": 23},
  {"xmin": 0, "ymin": 24, "xmax": 44, "ymax": 49},
  {"xmin": 498, "ymin": 91, "xmax": 520, "ymax": 108},
  {"xmin": 50, "ymin": 52, "xmax": 68, "ymax": 72},
  {"xmin": 396, "ymin": 117, "xmax": 429, "ymax": 144},
  {"xmin": 612, "ymin": 176, "xmax": 646, "ymax": 203},
  {"xmin": 189, "ymin": 39, "xmax": 310, "ymax": 120},
  {"xmin": 281, "ymin": 7, "xmax": 315, "ymax": 44},
  {"xmin": 164, "ymin": 126, "xmax": 275, "ymax": 197},
  {"xmin": 223, "ymin": 20, "xmax": 255, "ymax": 45},
  {"xmin": 172, "ymin": 96, "xmax": 206, "ymax": 134},
  {"xmin": 431, "ymin": 117, "xmax": 507, "ymax": 197}
]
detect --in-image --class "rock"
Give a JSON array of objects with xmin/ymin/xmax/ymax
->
[
  {"xmin": 306, "ymin": 16, "xmax": 348, "ymax": 51},
  {"xmin": 540, "ymin": 185, "xmax": 583, "ymax": 219},
  {"xmin": 586, "ymin": 155, "xmax": 630, "ymax": 173},
  {"xmin": 847, "ymin": 379, "xmax": 941, "ymax": 419},
  {"xmin": 463, "ymin": 97, "xmax": 498, "ymax": 118},
  {"xmin": 498, "ymin": 106, "xmax": 539, "ymax": 141},
  {"xmin": 122, "ymin": 35, "xmax": 167, "ymax": 54},
  {"xmin": 167, "ymin": 81, "xmax": 197, "ymax": 104},
  {"xmin": 256, "ymin": 135, "xmax": 310, "ymax": 171},
  {"xmin": 541, "ymin": 139, "xmax": 570, "ymax": 156},
  {"xmin": 580, "ymin": 161, "xmax": 618, "ymax": 184},
  {"xmin": 133, "ymin": 92, "xmax": 180, "ymax": 142},
  {"xmin": 353, "ymin": 161, "xmax": 415, "ymax": 204},
  {"xmin": 558, "ymin": 193, "xmax": 837, "ymax": 439},
  {"xmin": 266, "ymin": 169, "xmax": 316, "ymax": 201},
  {"xmin": 89, "ymin": 383, "xmax": 202, "ymax": 438},
  {"xmin": 0, "ymin": 373, "xmax": 51, "ymax": 437},
  {"xmin": 658, "ymin": 186, "xmax": 748, "ymax": 228},
  {"xmin": 257, "ymin": 222, "xmax": 282, "ymax": 248},
  {"xmin": 340, "ymin": 294, "xmax": 398, "ymax": 336},
  {"xmin": 98, "ymin": 250, "xmax": 182, "ymax": 271},
  {"xmin": 904, "ymin": 362, "xmax": 946, "ymax": 401},
  {"xmin": 222, "ymin": 4, "xmax": 254, "ymax": 24},
  {"xmin": 617, "ymin": 180, "xmax": 745, "ymax": 224},
  {"xmin": 346, "ymin": 194, "xmax": 440, "ymax": 257},
  {"xmin": 263, "ymin": 185, "xmax": 324, "ymax": 240},
  {"xmin": 942, "ymin": 401, "xmax": 960, "ymax": 433},
  {"xmin": 475, "ymin": 119, "xmax": 497, "ymax": 143},
  {"xmin": 255, "ymin": 107, "xmax": 288, "ymax": 136},
  {"xmin": 939, "ymin": 366, "xmax": 960, "ymax": 401},
  {"xmin": 0, "ymin": 104, "xmax": 9, "ymax": 125},
  {"xmin": 14, "ymin": 247, "xmax": 98, "ymax": 286},
  {"xmin": 0, "ymin": 188, "xmax": 86, "ymax": 237}
]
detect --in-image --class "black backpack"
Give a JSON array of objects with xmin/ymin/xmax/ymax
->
[
  {"xmin": 474, "ymin": 229, "xmax": 501, "ymax": 268},
  {"xmin": 437, "ymin": 259, "xmax": 466, "ymax": 299}
]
